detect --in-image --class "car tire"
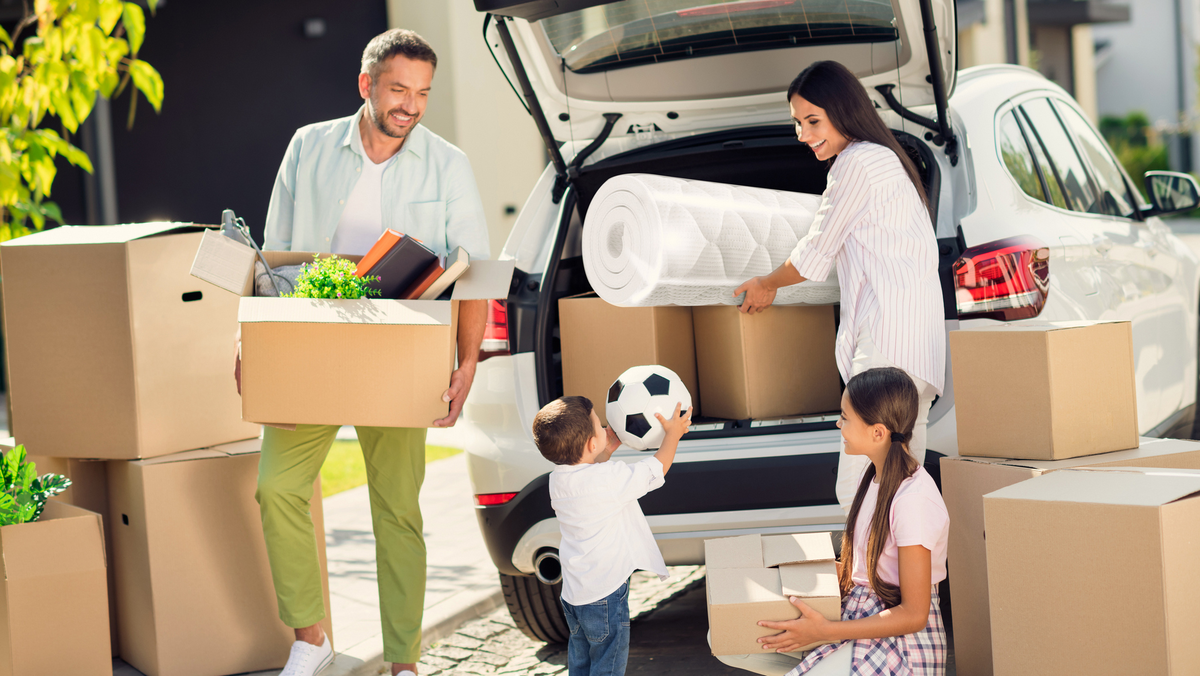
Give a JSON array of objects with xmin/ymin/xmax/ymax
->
[{"xmin": 500, "ymin": 572, "xmax": 570, "ymax": 643}]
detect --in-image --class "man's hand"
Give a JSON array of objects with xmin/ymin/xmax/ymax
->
[
  {"xmin": 733, "ymin": 276, "xmax": 778, "ymax": 315},
  {"xmin": 234, "ymin": 336, "xmax": 242, "ymax": 395},
  {"xmin": 434, "ymin": 363, "xmax": 476, "ymax": 427},
  {"xmin": 757, "ymin": 597, "xmax": 832, "ymax": 653}
]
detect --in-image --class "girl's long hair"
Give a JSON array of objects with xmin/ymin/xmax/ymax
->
[
  {"xmin": 787, "ymin": 60, "xmax": 930, "ymax": 214},
  {"xmin": 837, "ymin": 367, "xmax": 920, "ymax": 609}
]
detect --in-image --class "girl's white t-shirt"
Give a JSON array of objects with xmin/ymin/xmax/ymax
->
[{"xmin": 849, "ymin": 466, "xmax": 949, "ymax": 588}]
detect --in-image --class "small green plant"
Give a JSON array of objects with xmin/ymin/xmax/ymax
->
[
  {"xmin": 284, "ymin": 254, "xmax": 381, "ymax": 300},
  {"xmin": 0, "ymin": 444, "xmax": 71, "ymax": 525}
]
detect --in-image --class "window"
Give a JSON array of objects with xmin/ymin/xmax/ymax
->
[
  {"xmin": 1053, "ymin": 101, "xmax": 1137, "ymax": 218},
  {"xmin": 1018, "ymin": 109, "xmax": 1068, "ymax": 209},
  {"xmin": 1020, "ymin": 98, "xmax": 1101, "ymax": 214},
  {"xmin": 541, "ymin": 0, "xmax": 898, "ymax": 73},
  {"xmin": 997, "ymin": 110, "xmax": 1046, "ymax": 203}
]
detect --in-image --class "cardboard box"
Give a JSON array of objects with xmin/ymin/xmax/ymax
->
[
  {"xmin": 21, "ymin": 449, "xmax": 120, "ymax": 657},
  {"xmin": 0, "ymin": 501, "xmax": 110, "ymax": 676},
  {"xmin": 950, "ymin": 320, "xmax": 1138, "ymax": 459},
  {"xmin": 692, "ymin": 305, "xmax": 840, "ymax": 420},
  {"xmin": 0, "ymin": 223, "xmax": 260, "ymax": 459},
  {"xmin": 940, "ymin": 437, "xmax": 1200, "ymax": 676},
  {"xmin": 191, "ymin": 231, "xmax": 515, "ymax": 427},
  {"xmin": 984, "ymin": 467, "xmax": 1200, "ymax": 675},
  {"xmin": 107, "ymin": 439, "xmax": 332, "ymax": 676},
  {"xmin": 559, "ymin": 296, "xmax": 700, "ymax": 425},
  {"xmin": 705, "ymin": 533, "xmax": 839, "ymax": 656}
]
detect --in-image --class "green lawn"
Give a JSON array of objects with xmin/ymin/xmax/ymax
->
[{"xmin": 319, "ymin": 440, "xmax": 462, "ymax": 497}]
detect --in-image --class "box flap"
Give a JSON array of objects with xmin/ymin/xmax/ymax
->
[
  {"xmin": 947, "ymin": 437, "xmax": 1199, "ymax": 472},
  {"xmin": 984, "ymin": 467, "xmax": 1200, "ymax": 507},
  {"xmin": 706, "ymin": 567, "xmax": 784, "ymax": 606},
  {"xmin": 761, "ymin": 533, "xmax": 835, "ymax": 567},
  {"xmin": 191, "ymin": 228, "xmax": 257, "ymax": 295},
  {"xmin": 955, "ymin": 319, "xmax": 1128, "ymax": 334},
  {"xmin": 210, "ymin": 438, "xmax": 263, "ymax": 456},
  {"xmin": 704, "ymin": 534, "xmax": 763, "ymax": 569},
  {"xmin": 450, "ymin": 259, "xmax": 515, "ymax": 300},
  {"xmin": 778, "ymin": 562, "xmax": 840, "ymax": 598},
  {"xmin": 1, "ymin": 222, "xmax": 205, "ymax": 247},
  {"xmin": 133, "ymin": 448, "xmax": 228, "ymax": 466},
  {"xmin": 238, "ymin": 297, "xmax": 452, "ymax": 326}
]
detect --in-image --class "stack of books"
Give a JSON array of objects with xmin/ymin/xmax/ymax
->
[{"xmin": 354, "ymin": 229, "xmax": 471, "ymax": 300}]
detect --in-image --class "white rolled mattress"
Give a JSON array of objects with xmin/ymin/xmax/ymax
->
[{"xmin": 582, "ymin": 174, "xmax": 840, "ymax": 307}]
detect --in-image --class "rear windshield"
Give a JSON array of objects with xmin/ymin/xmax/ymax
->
[{"xmin": 541, "ymin": 0, "xmax": 899, "ymax": 73}]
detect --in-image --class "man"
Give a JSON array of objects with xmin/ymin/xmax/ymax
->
[{"xmin": 244, "ymin": 29, "xmax": 490, "ymax": 676}]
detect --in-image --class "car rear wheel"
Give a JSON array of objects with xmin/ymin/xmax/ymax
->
[{"xmin": 500, "ymin": 572, "xmax": 570, "ymax": 643}]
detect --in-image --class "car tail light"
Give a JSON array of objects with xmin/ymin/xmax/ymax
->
[
  {"xmin": 479, "ymin": 299, "xmax": 510, "ymax": 363},
  {"xmin": 953, "ymin": 235, "xmax": 1050, "ymax": 321},
  {"xmin": 474, "ymin": 492, "xmax": 518, "ymax": 506}
]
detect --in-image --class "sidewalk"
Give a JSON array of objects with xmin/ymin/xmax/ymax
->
[{"xmin": 113, "ymin": 427, "xmax": 503, "ymax": 676}]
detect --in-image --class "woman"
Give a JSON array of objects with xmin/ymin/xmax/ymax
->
[{"xmin": 734, "ymin": 60, "xmax": 945, "ymax": 513}]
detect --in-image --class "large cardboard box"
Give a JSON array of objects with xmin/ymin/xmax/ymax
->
[
  {"xmin": 941, "ymin": 437, "xmax": 1200, "ymax": 676},
  {"xmin": 984, "ymin": 467, "xmax": 1200, "ymax": 675},
  {"xmin": 191, "ymin": 230, "xmax": 514, "ymax": 427},
  {"xmin": 0, "ymin": 501, "xmax": 110, "ymax": 676},
  {"xmin": 559, "ymin": 295, "xmax": 700, "ymax": 426},
  {"xmin": 705, "ymin": 533, "xmax": 839, "ymax": 656},
  {"xmin": 0, "ymin": 223, "xmax": 260, "ymax": 459},
  {"xmin": 693, "ymin": 305, "xmax": 840, "ymax": 420},
  {"xmin": 108, "ymin": 439, "xmax": 332, "ymax": 676},
  {"xmin": 950, "ymin": 320, "xmax": 1138, "ymax": 459}
]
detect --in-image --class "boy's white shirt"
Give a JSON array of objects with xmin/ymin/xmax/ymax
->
[{"xmin": 550, "ymin": 456, "xmax": 669, "ymax": 606}]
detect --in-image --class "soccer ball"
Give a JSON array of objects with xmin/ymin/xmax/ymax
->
[{"xmin": 606, "ymin": 365, "xmax": 692, "ymax": 451}]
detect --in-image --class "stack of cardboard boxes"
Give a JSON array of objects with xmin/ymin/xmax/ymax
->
[
  {"xmin": 0, "ymin": 224, "xmax": 331, "ymax": 676},
  {"xmin": 944, "ymin": 320, "xmax": 1200, "ymax": 675},
  {"xmin": 559, "ymin": 295, "xmax": 842, "ymax": 425}
]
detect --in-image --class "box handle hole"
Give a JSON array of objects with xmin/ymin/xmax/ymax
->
[
  {"xmin": 122, "ymin": 514, "xmax": 129, "ymax": 525},
  {"xmin": 182, "ymin": 291, "xmax": 203, "ymax": 302}
]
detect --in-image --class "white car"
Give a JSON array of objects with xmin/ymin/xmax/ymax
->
[{"xmin": 460, "ymin": 0, "xmax": 1200, "ymax": 642}]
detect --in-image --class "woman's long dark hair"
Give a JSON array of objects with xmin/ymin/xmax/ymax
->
[
  {"xmin": 787, "ymin": 60, "xmax": 929, "ymax": 213},
  {"xmin": 837, "ymin": 367, "xmax": 920, "ymax": 609}
]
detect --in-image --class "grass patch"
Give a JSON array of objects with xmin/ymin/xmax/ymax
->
[{"xmin": 320, "ymin": 440, "xmax": 463, "ymax": 498}]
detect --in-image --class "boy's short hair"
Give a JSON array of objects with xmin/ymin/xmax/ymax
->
[{"xmin": 532, "ymin": 396, "xmax": 595, "ymax": 465}]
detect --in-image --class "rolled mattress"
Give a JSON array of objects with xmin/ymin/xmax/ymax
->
[{"xmin": 582, "ymin": 174, "xmax": 840, "ymax": 307}]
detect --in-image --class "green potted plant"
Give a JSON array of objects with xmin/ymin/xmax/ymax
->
[
  {"xmin": 285, "ymin": 254, "xmax": 381, "ymax": 300},
  {"xmin": 0, "ymin": 444, "xmax": 70, "ymax": 524}
]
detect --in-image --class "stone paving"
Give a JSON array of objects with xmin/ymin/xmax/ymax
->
[{"xmin": 414, "ymin": 566, "xmax": 709, "ymax": 676}]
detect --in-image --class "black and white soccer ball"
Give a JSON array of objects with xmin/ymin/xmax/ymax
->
[{"xmin": 606, "ymin": 365, "xmax": 692, "ymax": 451}]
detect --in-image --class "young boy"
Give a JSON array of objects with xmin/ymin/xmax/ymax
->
[{"xmin": 532, "ymin": 395, "xmax": 691, "ymax": 676}]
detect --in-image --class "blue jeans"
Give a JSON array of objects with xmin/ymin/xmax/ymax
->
[{"xmin": 562, "ymin": 579, "xmax": 631, "ymax": 676}]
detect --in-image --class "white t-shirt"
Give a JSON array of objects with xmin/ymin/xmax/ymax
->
[
  {"xmin": 330, "ymin": 118, "xmax": 398, "ymax": 256},
  {"xmin": 549, "ymin": 457, "xmax": 669, "ymax": 606},
  {"xmin": 850, "ymin": 466, "xmax": 948, "ymax": 588}
]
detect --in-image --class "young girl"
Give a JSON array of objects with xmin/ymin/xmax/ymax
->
[
  {"xmin": 734, "ymin": 61, "xmax": 945, "ymax": 511},
  {"xmin": 718, "ymin": 367, "xmax": 949, "ymax": 676}
]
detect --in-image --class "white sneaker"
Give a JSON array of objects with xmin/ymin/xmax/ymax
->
[{"xmin": 280, "ymin": 634, "xmax": 333, "ymax": 676}]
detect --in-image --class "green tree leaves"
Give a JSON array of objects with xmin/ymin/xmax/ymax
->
[
  {"xmin": 0, "ymin": 0, "xmax": 163, "ymax": 240},
  {"xmin": 0, "ymin": 444, "xmax": 72, "ymax": 525}
]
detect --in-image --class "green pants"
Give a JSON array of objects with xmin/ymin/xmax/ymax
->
[{"xmin": 256, "ymin": 424, "xmax": 427, "ymax": 664}]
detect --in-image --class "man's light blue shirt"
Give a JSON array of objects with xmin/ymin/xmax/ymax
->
[{"xmin": 264, "ymin": 107, "xmax": 490, "ymax": 259}]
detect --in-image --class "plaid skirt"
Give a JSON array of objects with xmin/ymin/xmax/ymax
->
[{"xmin": 787, "ymin": 585, "xmax": 946, "ymax": 676}]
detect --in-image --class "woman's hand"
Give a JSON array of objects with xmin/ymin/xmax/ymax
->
[
  {"xmin": 757, "ymin": 597, "xmax": 833, "ymax": 653},
  {"xmin": 734, "ymin": 276, "xmax": 778, "ymax": 314}
]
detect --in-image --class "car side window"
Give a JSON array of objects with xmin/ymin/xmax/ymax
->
[
  {"xmin": 997, "ymin": 110, "xmax": 1047, "ymax": 203},
  {"xmin": 1014, "ymin": 109, "xmax": 1068, "ymax": 209},
  {"xmin": 1053, "ymin": 100, "xmax": 1137, "ymax": 219},
  {"xmin": 1020, "ymin": 98, "xmax": 1100, "ymax": 213}
]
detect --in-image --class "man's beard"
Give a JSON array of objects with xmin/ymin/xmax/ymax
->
[{"xmin": 368, "ymin": 98, "xmax": 415, "ymax": 140}]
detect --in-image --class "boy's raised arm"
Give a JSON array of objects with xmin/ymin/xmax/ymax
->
[{"xmin": 652, "ymin": 403, "xmax": 692, "ymax": 475}]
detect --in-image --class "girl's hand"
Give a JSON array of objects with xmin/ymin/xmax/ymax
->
[
  {"xmin": 757, "ymin": 597, "xmax": 832, "ymax": 653},
  {"xmin": 733, "ymin": 276, "xmax": 778, "ymax": 314},
  {"xmin": 655, "ymin": 404, "xmax": 692, "ymax": 440}
]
